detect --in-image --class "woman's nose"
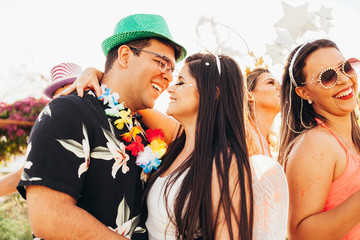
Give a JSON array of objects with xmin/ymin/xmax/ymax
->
[{"xmin": 167, "ymin": 84, "xmax": 175, "ymax": 93}]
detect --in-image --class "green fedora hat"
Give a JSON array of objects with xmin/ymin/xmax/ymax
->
[{"xmin": 102, "ymin": 14, "xmax": 187, "ymax": 62}]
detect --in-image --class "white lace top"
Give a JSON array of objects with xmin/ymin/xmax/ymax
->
[
  {"xmin": 146, "ymin": 170, "xmax": 188, "ymax": 240},
  {"xmin": 250, "ymin": 155, "xmax": 289, "ymax": 240}
]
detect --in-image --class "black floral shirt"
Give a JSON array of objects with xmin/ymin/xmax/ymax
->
[{"xmin": 18, "ymin": 90, "xmax": 148, "ymax": 239}]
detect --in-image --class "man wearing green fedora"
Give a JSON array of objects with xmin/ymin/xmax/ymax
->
[{"xmin": 18, "ymin": 14, "xmax": 186, "ymax": 240}]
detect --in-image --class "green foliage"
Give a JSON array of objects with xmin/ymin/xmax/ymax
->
[{"xmin": 0, "ymin": 194, "xmax": 32, "ymax": 240}]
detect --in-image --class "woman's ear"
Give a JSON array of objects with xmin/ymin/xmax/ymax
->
[
  {"xmin": 295, "ymin": 86, "xmax": 310, "ymax": 101},
  {"xmin": 248, "ymin": 92, "xmax": 255, "ymax": 102},
  {"xmin": 116, "ymin": 45, "xmax": 130, "ymax": 68},
  {"xmin": 215, "ymin": 86, "xmax": 220, "ymax": 99}
]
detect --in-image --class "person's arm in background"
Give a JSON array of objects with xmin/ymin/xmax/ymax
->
[
  {"xmin": 57, "ymin": 67, "xmax": 103, "ymax": 97},
  {"xmin": 0, "ymin": 166, "xmax": 23, "ymax": 196}
]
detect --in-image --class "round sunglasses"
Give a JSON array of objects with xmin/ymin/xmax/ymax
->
[{"xmin": 302, "ymin": 58, "xmax": 360, "ymax": 89}]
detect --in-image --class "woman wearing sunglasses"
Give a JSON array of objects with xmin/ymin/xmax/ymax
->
[{"xmin": 278, "ymin": 39, "xmax": 360, "ymax": 239}]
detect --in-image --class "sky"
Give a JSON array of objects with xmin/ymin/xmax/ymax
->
[{"xmin": 0, "ymin": 0, "xmax": 359, "ymax": 112}]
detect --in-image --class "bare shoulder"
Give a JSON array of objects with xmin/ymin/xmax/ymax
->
[{"xmin": 287, "ymin": 126, "xmax": 344, "ymax": 174}]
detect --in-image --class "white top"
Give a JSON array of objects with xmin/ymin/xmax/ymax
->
[
  {"xmin": 250, "ymin": 155, "xmax": 289, "ymax": 240},
  {"xmin": 146, "ymin": 170, "xmax": 188, "ymax": 240},
  {"xmin": 146, "ymin": 156, "xmax": 288, "ymax": 240}
]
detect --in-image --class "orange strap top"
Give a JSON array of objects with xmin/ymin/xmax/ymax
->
[{"xmin": 316, "ymin": 118, "xmax": 360, "ymax": 240}]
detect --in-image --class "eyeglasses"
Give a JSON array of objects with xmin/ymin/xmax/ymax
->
[
  {"xmin": 302, "ymin": 58, "xmax": 360, "ymax": 89},
  {"xmin": 129, "ymin": 47, "xmax": 174, "ymax": 74}
]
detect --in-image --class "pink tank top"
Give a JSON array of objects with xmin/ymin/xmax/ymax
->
[{"xmin": 317, "ymin": 119, "xmax": 360, "ymax": 239}]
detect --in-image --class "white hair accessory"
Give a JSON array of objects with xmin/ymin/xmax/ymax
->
[
  {"xmin": 286, "ymin": 43, "xmax": 312, "ymax": 133},
  {"xmin": 214, "ymin": 54, "xmax": 221, "ymax": 75},
  {"xmin": 289, "ymin": 43, "xmax": 308, "ymax": 87},
  {"xmin": 201, "ymin": 50, "xmax": 221, "ymax": 76}
]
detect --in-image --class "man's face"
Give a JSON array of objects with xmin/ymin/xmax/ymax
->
[{"xmin": 126, "ymin": 39, "xmax": 176, "ymax": 111}]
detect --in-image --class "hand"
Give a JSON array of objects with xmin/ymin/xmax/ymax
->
[{"xmin": 55, "ymin": 67, "xmax": 103, "ymax": 98}]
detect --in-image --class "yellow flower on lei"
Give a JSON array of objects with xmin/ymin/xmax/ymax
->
[
  {"xmin": 114, "ymin": 109, "xmax": 132, "ymax": 130},
  {"xmin": 150, "ymin": 139, "xmax": 167, "ymax": 158}
]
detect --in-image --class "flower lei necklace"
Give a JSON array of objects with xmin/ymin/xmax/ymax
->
[{"xmin": 98, "ymin": 84, "xmax": 166, "ymax": 174}]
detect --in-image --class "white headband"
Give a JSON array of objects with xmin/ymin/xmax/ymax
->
[
  {"xmin": 214, "ymin": 54, "xmax": 221, "ymax": 75},
  {"xmin": 202, "ymin": 50, "xmax": 221, "ymax": 76},
  {"xmin": 289, "ymin": 43, "xmax": 307, "ymax": 87}
]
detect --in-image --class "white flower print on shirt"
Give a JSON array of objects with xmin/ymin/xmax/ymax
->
[
  {"xmin": 56, "ymin": 123, "xmax": 91, "ymax": 178},
  {"xmin": 108, "ymin": 196, "xmax": 146, "ymax": 237}
]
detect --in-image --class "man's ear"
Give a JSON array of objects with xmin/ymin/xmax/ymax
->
[
  {"xmin": 116, "ymin": 45, "xmax": 130, "ymax": 68},
  {"xmin": 295, "ymin": 86, "xmax": 311, "ymax": 101}
]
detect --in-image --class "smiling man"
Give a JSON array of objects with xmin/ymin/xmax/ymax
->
[{"xmin": 17, "ymin": 14, "xmax": 186, "ymax": 240}]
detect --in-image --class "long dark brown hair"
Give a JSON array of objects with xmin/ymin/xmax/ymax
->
[
  {"xmin": 144, "ymin": 53, "xmax": 253, "ymax": 239},
  {"xmin": 278, "ymin": 39, "xmax": 360, "ymax": 168}
]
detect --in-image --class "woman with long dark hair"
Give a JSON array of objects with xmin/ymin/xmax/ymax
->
[
  {"xmin": 143, "ymin": 52, "xmax": 253, "ymax": 239},
  {"xmin": 67, "ymin": 52, "xmax": 254, "ymax": 239},
  {"xmin": 278, "ymin": 39, "xmax": 360, "ymax": 239}
]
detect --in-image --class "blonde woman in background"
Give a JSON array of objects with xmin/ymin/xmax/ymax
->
[{"xmin": 246, "ymin": 67, "xmax": 281, "ymax": 157}]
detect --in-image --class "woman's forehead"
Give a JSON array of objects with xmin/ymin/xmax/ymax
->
[{"xmin": 305, "ymin": 48, "xmax": 344, "ymax": 69}]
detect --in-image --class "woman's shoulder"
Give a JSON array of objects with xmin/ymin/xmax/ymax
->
[
  {"xmin": 287, "ymin": 126, "xmax": 343, "ymax": 171},
  {"xmin": 294, "ymin": 126, "xmax": 341, "ymax": 150}
]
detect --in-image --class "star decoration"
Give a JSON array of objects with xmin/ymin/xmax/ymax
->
[
  {"xmin": 320, "ymin": 20, "xmax": 334, "ymax": 34},
  {"xmin": 255, "ymin": 57, "xmax": 264, "ymax": 67},
  {"xmin": 265, "ymin": 42, "xmax": 287, "ymax": 65},
  {"xmin": 274, "ymin": 28, "xmax": 296, "ymax": 51},
  {"xmin": 195, "ymin": 16, "xmax": 250, "ymax": 57},
  {"xmin": 315, "ymin": 5, "xmax": 333, "ymax": 23},
  {"xmin": 274, "ymin": 2, "xmax": 318, "ymax": 41}
]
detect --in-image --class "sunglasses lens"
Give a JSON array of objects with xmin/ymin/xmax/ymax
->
[
  {"xmin": 320, "ymin": 69, "xmax": 337, "ymax": 87},
  {"xmin": 345, "ymin": 58, "xmax": 360, "ymax": 76}
]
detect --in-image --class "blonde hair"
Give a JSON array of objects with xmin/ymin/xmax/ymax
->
[{"xmin": 245, "ymin": 67, "xmax": 279, "ymax": 156}]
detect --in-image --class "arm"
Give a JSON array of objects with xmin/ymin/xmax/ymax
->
[
  {"xmin": 138, "ymin": 109, "xmax": 180, "ymax": 145},
  {"xmin": 286, "ymin": 131, "xmax": 360, "ymax": 239},
  {"xmin": 58, "ymin": 68, "xmax": 179, "ymax": 145},
  {"xmin": 211, "ymin": 157, "xmax": 251, "ymax": 239},
  {"xmin": 27, "ymin": 185, "xmax": 128, "ymax": 240},
  {"xmin": 57, "ymin": 67, "xmax": 103, "ymax": 97},
  {"xmin": 18, "ymin": 98, "xmax": 129, "ymax": 239},
  {"xmin": 0, "ymin": 166, "xmax": 23, "ymax": 196}
]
